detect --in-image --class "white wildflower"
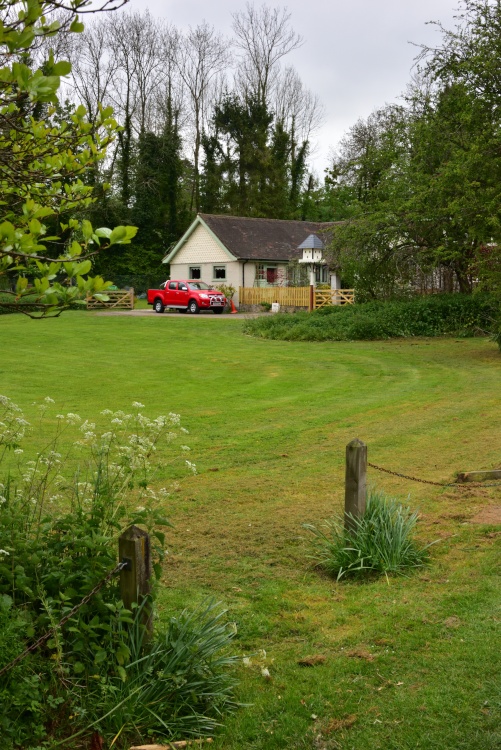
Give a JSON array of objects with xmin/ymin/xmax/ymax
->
[
  {"xmin": 14, "ymin": 448, "xmax": 23, "ymax": 455},
  {"xmin": 0, "ymin": 549, "xmax": 10, "ymax": 557},
  {"xmin": 132, "ymin": 401, "xmax": 145, "ymax": 409},
  {"xmin": 185, "ymin": 460, "xmax": 197, "ymax": 475},
  {"xmin": 181, "ymin": 445, "xmax": 191, "ymax": 452},
  {"xmin": 44, "ymin": 397, "xmax": 55, "ymax": 404}
]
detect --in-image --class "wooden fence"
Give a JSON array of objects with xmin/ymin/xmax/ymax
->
[
  {"xmin": 239, "ymin": 286, "xmax": 310, "ymax": 306},
  {"xmin": 314, "ymin": 289, "xmax": 354, "ymax": 308},
  {"xmin": 87, "ymin": 289, "xmax": 134, "ymax": 310},
  {"xmin": 239, "ymin": 287, "xmax": 355, "ymax": 309}
]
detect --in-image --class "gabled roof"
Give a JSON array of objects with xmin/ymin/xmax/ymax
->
[{"xmin": 164, "ymin": 214, "xmax": 340, "ymax": 264}]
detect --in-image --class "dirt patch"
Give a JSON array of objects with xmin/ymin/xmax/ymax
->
[
  {"xmin": 324, "ymin": 715, "xmax": 357, "ymax": 733},
  {"xmin": 298, "ymin": 654, "xmax": 327, "ymax": 667},
  {"xmin": 346, "ymin": 649, "xmax": 375, "ymax": 661},
  {"xmin": 470, "ymin": 506, "xmax": 501, "ymax": 525}
]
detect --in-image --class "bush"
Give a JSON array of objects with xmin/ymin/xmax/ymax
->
[
  {"xmin": 0, "ymin": 396, "xmax": 238, "ymax": 748},
  {"xmin": 304, "ymin": 489, "xmax": 432, "ymax": 580},
  {"xmin": 243, "ymin": 293, "xmax": 499, "ymax": 342}
]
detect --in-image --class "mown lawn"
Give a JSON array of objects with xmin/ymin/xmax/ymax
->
[{"xmin": 1, "ymin": 311, "xmax": 500, "ymax": 750}]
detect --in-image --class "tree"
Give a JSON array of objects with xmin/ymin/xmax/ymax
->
[
  {"xmin": 231, "ymin": 3, "xmax": 303, "ymax": 106},
  {"xmin": 173, "ymin": 22, "xmax": 229, "ymax": 212},
  {"xmin": 0, "ymin": 0, "xmax": 137, "ymax": 317}
]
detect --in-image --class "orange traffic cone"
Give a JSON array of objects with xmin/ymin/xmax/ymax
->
[{"xmin": 230, "ymin": 299, "xmax": 238, "ymax": 314}]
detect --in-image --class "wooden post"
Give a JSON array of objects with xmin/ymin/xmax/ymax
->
[
  {"xmin": 119, "ymin": 525, "xmax": 153, "ymax": 638},
  {"xmin": 309, "ymin": 285, "xmax": 314, "ymax": 312},
  {"xmin": 344, "ymin": 439, "xmax": 367, "ymax": 531}
]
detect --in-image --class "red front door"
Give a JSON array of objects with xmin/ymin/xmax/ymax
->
[{"xmin": 266, "ymin": 267, "xmax": 277, "ymax": 284}]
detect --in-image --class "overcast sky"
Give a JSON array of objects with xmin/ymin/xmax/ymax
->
[{"xmin": 125, "ymin": 0, "xmax": 460, "ymax": 175}]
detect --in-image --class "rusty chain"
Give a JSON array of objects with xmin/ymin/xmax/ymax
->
[
  {"xmin": 0, "ymin": 560, "xmax": 127, "ymax": 679},
  {"xmin": 368, "ymin": 462, "xmax": 501, "ymax": 489}
]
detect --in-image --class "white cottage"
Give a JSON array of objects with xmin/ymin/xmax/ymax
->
[{"xmin": 163, "ymin": 214, "xmax": 339, "ymax": 305}]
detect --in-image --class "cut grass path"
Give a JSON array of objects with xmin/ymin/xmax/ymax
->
[{"xmin": 1, "ymin": 311, "xmax": 500, "ymax": 749}]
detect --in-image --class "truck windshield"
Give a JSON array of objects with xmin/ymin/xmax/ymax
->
[{"xmin": 188, "ymin": 282, "xmax": 212, "ymax": 290}]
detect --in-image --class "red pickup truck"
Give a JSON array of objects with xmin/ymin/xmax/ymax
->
[{"xmin": 147, "ymin": 280, "xmax": 227, "ymax": 314}]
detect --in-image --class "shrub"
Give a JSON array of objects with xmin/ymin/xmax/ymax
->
[
  {"xmin": 243, "ymin": 293, "xmax": 499, "ymax": 342},
  {"xmin": 304, "ymin": 489, "xmax": 432, "ymax": 580},
  {"xmin": 0, "ymin": 396, "xmax": 238, "ymax": 748}
]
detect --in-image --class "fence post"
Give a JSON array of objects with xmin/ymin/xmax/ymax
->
[
  {"xmin": 119, "ymin": 525, "xmax": 153, "ymax": 638},
  {"xmin": 345, "ymin": 439, "xmax": 367, "ymax": 531}
]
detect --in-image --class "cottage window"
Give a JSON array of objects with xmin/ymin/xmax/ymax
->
[
  {"xmin": 213, "ymin": 265, "xmax": 226, "ymax": 280},
  {"xmin": 315, "ymin": 265, "xmax": 329, "ymax": 283},
  {"xmin": 189, "ymin": 266, "xmax": 201, "ymax": 280}
]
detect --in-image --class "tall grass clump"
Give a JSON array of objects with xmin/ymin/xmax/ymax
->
[
  {"xmin": 243, "ymin": 293, "xmax": 499, "ymax": 342},
  {"xmin": 304, "ymin": 489, "xmax": 432, "ymax": 580},
  {"xmin": 75, "ymin": 601, "xmax": 239, "ymax": 746}
]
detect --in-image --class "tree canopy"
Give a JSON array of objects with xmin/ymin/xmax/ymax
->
[
  {"xmin": 0, "ymin": 0, "xmax": 137, "ymax": 317},
  {"xmin": 324, "ymin": 0, "xmax": 501, "ymax": 300}
]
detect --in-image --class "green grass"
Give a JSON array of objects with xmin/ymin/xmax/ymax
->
[{"xmin": 1, "ymin": 311, "xmax": 500, "ymax": 749}]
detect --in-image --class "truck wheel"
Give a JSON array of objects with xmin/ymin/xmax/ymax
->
[
  {"xmin": 187, "ymin": 300, "xmax": 200, "ymax": 314},
  {"xmin": 153, "ymin": 299, "xmax": 164, "ymax": 314}
]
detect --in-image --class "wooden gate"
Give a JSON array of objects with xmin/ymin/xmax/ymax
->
[
  {"xmin": 314, "ymin": 289, "xmax": 354, "ymax": 309},
  {"xmin": 86, "ymin": 289, "xmax": 135, "ymax": 310}
]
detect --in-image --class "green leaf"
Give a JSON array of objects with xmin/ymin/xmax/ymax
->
[
  {"xmin": 69, "ymin": 19, "xmax": 85, "ymax": 33},
  {"xmin": 52, "ymin": 60, "xmax": 72, "ymax": 76},
  {"xmin": 82, "ymin": 219, "xmax": 93, "ymax": 242},
  {"xmin": 117, "ymin": 666, "xmax": 127, "ymax": 682},
  {"xmin": 75, "ymin": 260, "xmax": 91, "ymax": 276},
  {"xmin": 109, "ymin": 226, "xmax": 127, "ymax": 245},
  {"xmin": 94, "ymin": 649, "xmax": 107, "ymax": 664}
]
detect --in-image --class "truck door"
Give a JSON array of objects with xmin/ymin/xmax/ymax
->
[
  {"xmin": 166, "ymin": 281, "xmax": 178, "ymax": 306},
  {"xmin": 177, "ymin": 282, "xmax": 189, "ymax": 308}
]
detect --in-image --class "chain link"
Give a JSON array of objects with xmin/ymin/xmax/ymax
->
[
  {"xmin": 368, "ymin": 462, "xmax": 501, "ymax": 489},
  {"xmin": 0, "ymin": 561, "xmax": 127, "ymax": 679}
]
